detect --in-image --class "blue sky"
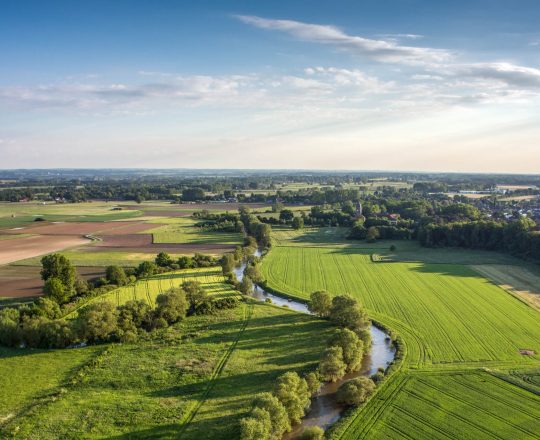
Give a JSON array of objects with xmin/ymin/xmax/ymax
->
[{"xmin": 1, "ymin": 0, "xmax": 539, "ymax": 171}]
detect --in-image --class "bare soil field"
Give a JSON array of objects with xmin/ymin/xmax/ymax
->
[
  {"xmin": 0, "ymin": 265, "xmax": 105, "ymax": 298},
  {"xmin": 1, "ymin": 221, "xmax": 159, "ymax": 236},
  {"xmin": 0, "ymin": 235, "xmax": 90, "ymax": 266}
]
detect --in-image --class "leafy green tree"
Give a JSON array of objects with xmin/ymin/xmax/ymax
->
[
  {"xmin": 31, "ymin": 297, "xmax": 61, "ymax": 320},
  {"xmin": 273, "ymin": 371, "xmax": 311, "ymax": 424},
  {"xmin": 155, "ymin": 252, "xmax": 173, "ymax": 267},
  {"xmin": 251, "ymin": 393, "xmax": 291, "ymax": 439},
  {"xmin": 244, "ymin": 263, "xmax": 264, "ymax": 284},
  {"xmin": 304, "ymin": 372, "xmax": 321, "ymax": 395},
  {"xmin": 221, "ymin": 253, "xmax": 236, "ymax": 275},
  {"xmin": 20, "ymin": 315, "xmax": 48, "ymax": 347},
  {"xmin": 292, "ymin": 216, "xmax": 304, "ymax": 230},
  {"xmin": 106, "ymin": 265, "xmax": 128, "ymax": 286},
  {"xmin": 155, "ymin": 288, "xmax": 188, "ymax": 323},
  {"xmin": 336, "ymin": 377, "xmax": 376, "ymax": 406},
  {"xmin": 239, "ymin": 275, "xmax": 253, "ymax": 295},
  {"xmin": 299, "ymin": 426, "xmax": 325, "ymax": 440},
  {"xmin": 319, "ymin": 346, "xmax": 347, "ymax": 382},
  {"xmin": 117, "ymin": 300, "xmax": 151, "ymax": 333},
  {"xmin": 239, "ymin": 407, "xmax": 272, "ymax": 440},
  {"xmin": 43, "ymin": 277, "xmax": 70, "ymax": 304},
  {"xmin": 329, "ymin": 295, "xmax": 370, "ymax": 333},
  {"xmin": 329, "ymin": 328, "xmax": 364, "ymax": 372},
  {"xmin": 136, "ymin": 261, "xmax": 158, "ymax": 278},
  {"xmin": 41, "ymin": 320, "xmax": 74, "ymax": 348},
  {"xmin": 308, "ymin": 291, "xmax": 332, "ymax": 318},
  {"xmin": 279, "ymin": 209, "xmax": 295, "ymax": 223},
  {"xmin": 366, "ymin": 226, "xmax": 380, "ymax": 243},
  {"xmin": 177, "ymin": 255, "xmax": 193, "ymax": 269},
  {"xmin": 182, "ymin": 281, "xmax": 207, "ymax": 309},
  {"xmin": 40, "ymin": 253, "xmax": 76, "ymax": 296},
  {"xmin": 76, "ymin": 302, "xmax": 118, "ymax": 343},
  {"xmin": 0, "ymin": 308, "xmax": 21, "ymax": 347}
]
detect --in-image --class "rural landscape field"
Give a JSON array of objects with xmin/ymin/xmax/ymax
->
[{"xmin": 2, "ymin": 1, "xmax": 540, "ymax": 439}]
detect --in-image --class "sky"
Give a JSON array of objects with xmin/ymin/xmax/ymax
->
[{"xmin": 1, "ymin": 0, "xmax": 540, "ymax": 172}]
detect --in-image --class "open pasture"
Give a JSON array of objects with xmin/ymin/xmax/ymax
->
[
  {"xmin": 2, "ymin": 303, "xmax": 333, "ymax": 440},
  {"xmin": 262, "ymin": 246, "xmax": 540, "ymax": 366}
]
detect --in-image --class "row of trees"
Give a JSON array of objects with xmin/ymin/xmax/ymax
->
[
  {"xmin": 418, "ymin": 217, "xmax": 540, "ymax": 260},
  {"xmin": 0, "ymin": 282, "xmax": 239, "ymax": 349}
]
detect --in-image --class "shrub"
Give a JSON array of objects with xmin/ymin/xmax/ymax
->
[
  {"xmin": 0, "ymin": 308, "xmax": 21, "ymax": 347},
  {"xmin": 106, "ymin": 265, "xmax": 128, "ymax": 286},
  {"xmin": 155, "ymin": 288, "xmax": 188, "ymax": 323},
  {"xmin": 299, "ymin": 426, "xmax": 324, "ymax": 440},
  {"xmin": 31, "ymin": 297, "xmax": 61, "ymax": 320},
  {"xmin": 336, "ymin": 376, "xmax": 376, "ymax": 406},
  {"xmin": 319, "ymin": 346, "xmax": 347, "ymax": 382},
  {"xmin": 76, "ymin": 302, "xmax": 118, "ymax": 343},
  {"xmin": 41, "ymin": 320, "xmax": 74, "ymax": 348}
]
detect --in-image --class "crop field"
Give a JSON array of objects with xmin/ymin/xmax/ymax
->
[
  {"xmin": 2, "ymin": 302, "xmax": 334, "ymax": 439},
  {"xmin": 67, "ymin": 267, "xmax": 236, "ymax": 315},
  {"xmin": 148, "ymin": 218, "xmax": 244, "ymax": 245},
  {"xmin": 335, "ymin": 370, "xmax": 540, "ymax": 440},
  {"xmin": 263, "ymin": 228, "xmax": 540, "ymax": 440}
]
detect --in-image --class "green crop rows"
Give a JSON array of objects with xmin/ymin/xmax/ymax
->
[{"xmin": 262, "ymin": 235, "xmax": 540, "ymax": 440}]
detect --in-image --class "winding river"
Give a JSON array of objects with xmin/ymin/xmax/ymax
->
[{"xmin": 235, "ymin": 252, "xmax": 396, "ymax": 438}]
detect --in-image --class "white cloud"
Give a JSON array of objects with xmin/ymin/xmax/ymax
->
[{"xmin": 235, "ymin": 15, "xmax": 451, "ymax": 64}]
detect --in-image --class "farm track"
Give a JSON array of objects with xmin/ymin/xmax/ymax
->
[{"xmin": 177, "ymin": 301, "xmax": 254, "ymax": 438}]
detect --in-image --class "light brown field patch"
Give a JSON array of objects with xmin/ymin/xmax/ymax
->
[
  {"xmin": 3, "ymin": 221, "xmax": 159, "ymax": 236},
  {"xmin": 472, "ymin": 264, "xmax": 540, "ymax": 310},
  {"xmin": 0, "ymin": 235, "xmax": 90, "ymax": 266}
]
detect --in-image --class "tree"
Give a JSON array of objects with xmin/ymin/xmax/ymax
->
[
  {"xmin": 177, "ymin": 255, "xmax": 193, "ymax": 269},
  {"xmin": 41, "ymin": 320, "xmax": 74, "ymax": 348},
  {"xmin": 366, "ymin": 226, "xmax": 380, "ymax": 243},
  {"xmin": 299, "ymin": 426, "xmax": 325, "ymax": 440},
  {"xmin": 117, "ymin": 300, "xmax": 151, "ymax": 337},
  {"xmin": 251, "ymin": 393, "xmax": 291, "ymax": 439},
  {"xmin": 0, "ymin": 308, "xmax": 21, "ymax": 347},
  {"xmin": 155, "ymin": 252, "xmax": 173, "ymax": 267},
  {"xmin": 31, "ymin": 297, "xmax": 61, "ymax": 320},
  {"xmin": 155, "ymin": 288, "xmax": 188, "ymax": 323},
  {"xmin": 239, "ymin": 407, "xmax": 272, "ymax": 440},
  {"xmin": 221, "ymin": 253, "xmax": 236, "ymax": 275},
  {"xmin": 336, "ymin": 377, "xmax": 376, "ymax": 406},
  {"xmin": 136, "ymin": 261, "xmax": 158, "ymax": 278},
  {"xmin": 76, "ymin": 302, "xmax": 118, "ymax": 343},
  {"xmin": 319, "ymin": 346, "xmax": 347, "ymax": 382},
  {"xmin": 244, "ymin": 263, "xmax": 264, "ymax": 284},
  {"xmin": 182, "ymin": 281, "xmax": 207, "ymax": 309},
  {"xmin": 182, "ymin": 187, "xmax": 205, "ymax": 202},
  {"xmin": 308, "ymin": 291, "xmax": 332, "ymax": 318},
  {"xmin": 273, "ymin": 371, "xmax": 311, "ymax": 424},
  {"xmin": 239, "ymin": 276, "xmax": 253, "ymax": 295},
  {"xmin": 329, "ymin": 328, "xmax": 364, "ymax": 372},
  {"xmin": 43, "ymin": 277, "xmax": 70, "ymax": 304},
  {"xmin": 279, "ymin": 209, "xmax": 294, "ymax": 223},
  {"xmin": 292, "ymin": 217, "xmax": 304, "ymax": 230},
  {"xmin": 106, "ymin": 265, "xmax": 128, "ymax": 286},
  {"xmin": 40, "ymin": 253, "xmax": 76, "ymax": 295},
  {"xmin": 304, "ymin": 372, "xmax": 321, "ymax": 395},
  {"xmin": 329, "ymin": 295, "xmax": 370, "ymax": 333},
  {"xmin": 272, "ymin": 201, "xmax": 284, "ymax": 213}
]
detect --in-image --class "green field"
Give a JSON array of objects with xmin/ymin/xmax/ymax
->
[
  {"xmin": 262, "ymin": 229, "xmax": 540, "ymax": 439},
  {"xmin": 335, "ymin": 369, "xmax": 540, "ymax": 440},
  {"xmin": 2, "ymin": 302, "xmax": 333, "ymax": 439},
  {"xmin": 0, "ymin": 202, "xmax": 142, "ymax": 228},
  {"xmin": 148, "ymin": 218, "xmax": 244, "ymax": 245}
]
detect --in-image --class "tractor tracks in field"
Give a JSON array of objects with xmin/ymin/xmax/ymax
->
[{"xmin": 177, "ymin": 301, "xmax": 254, "ymax": 438}]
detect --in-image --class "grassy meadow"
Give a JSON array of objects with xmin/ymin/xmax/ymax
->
[
  {"xmin": 148, "ymin": 218, "xmax": 244, "ymax": 245},
  {"xmin": 2, "ymin": 302, "xmax": 334, "ymax": 439}
]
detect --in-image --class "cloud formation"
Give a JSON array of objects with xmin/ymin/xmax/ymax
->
[{"xmin": 235, "ymin": 15, "xmax": 451, "ymax": 64}]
